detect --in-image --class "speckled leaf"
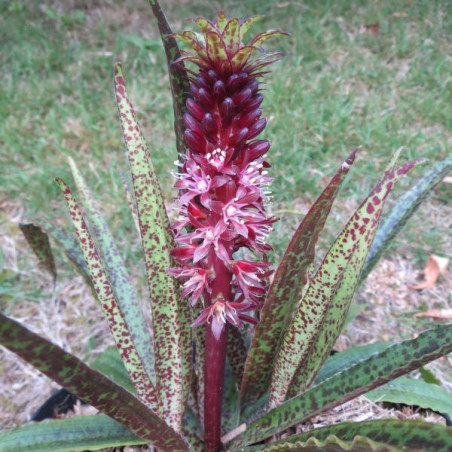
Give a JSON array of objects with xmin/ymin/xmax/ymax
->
[
  {"xmin": 269, "ymin": 152, "xmax": 420, "ymax": 407},
  {"xmin": 0, "ymin": 313, "xmax": 190, "ymax": 452},
  {"xmin": 222, "ymin": 358, "xmax": 240, "ymax": 435},
  {"xmin": 229, "ymin": 324, "xmax": 452, "ymax": 448},
  {"xmin": 365, "ymin": 376, "xmax": 452, "ymax": 414},
  {"xmin": 69, "ymin": 158, "xmax": 156, "ymax": 385},
  {"xmin": 92, "ymin": 346, "xmax": 136, "ymax": 394},
  {"xmin": 249, "ymin": 30, "xmax": 289, "ymax": 48},
  {"xmin": 206, "ymin": 31, "xmax": 227, "ymax": 63},
  {"xmin": 192, "ymin": 304, "xmax": 206, "ymax": 424},
  {"xmin": 241, "ymin": 151, "xmax": 357, "ymax": 407},
  {"xmin": 315, "ymin": 342, "xmax": 388, "ymax": 384},
  {"xmin": 231, "ymin": 46, "xmax": 256, "ymax": 70},
  {"xmin": 362, "ymin": 155, "xmax": 452, "ymax": 280},
  {"xmin": 240, "ymin": 16, "xmax": 263, "ymax": 38},
  {"xmin": 171, "ymin": 32, "xmax": 207, "ymax": 59},
  {"xmin": 222, "ymin": 18, "xmax": 240, "ymax": 53},
  {"xmin": 192, "ymin": 17, "xmax": 216, "ymax": 34},
  {"xmin": 18, "ymin": 223, "xmax": 57, "ymax": 284},
  {"xmin": 120, "ymin": 172, "xmax": 140, "ymax": 233},
  {"xmin": 244, "ymin": 435, "xmax": 400, "ymax": 451},
  {"xmin": 115, "ymin": 65, "xmax": 190, "ymax": 430},
  {"xmin": 147, "ymin": 0, "xmax": 190, "ymax": 158},
  {"xmin": 29, "ymin": 219, "xmax": 93, "ymax": 290},
  {"xmin": 56, "ymin": 178, "xmax": 158, "ymax": 411},
  {"xmin": 0, "ymin": 415, "xmax": 145, "ymax": 452},
  {"xmin": 181, "ymin": 408, "xmax": 205, "ymax": 452},
  {"xmin": 242, "ymin": 419, "xmax": 452, "ymax": 452},
  {"xmin": 227, "ymin": 326, "xmax": 248, "ymax": 387}
]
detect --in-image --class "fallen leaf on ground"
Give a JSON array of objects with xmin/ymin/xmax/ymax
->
[
  {"xmin": 412, "ymin": 254, "xmax": 449, "ymax": 290},
  {"xmin": 393, "ymin": 12, "xmax": 408, "ymax": 18},
  {"xmin": 415, "ymin": 309, "xmax": 452, "ymax": 320},
  {"xmin": 360, "ymin": 23, "xmax": 380, "ymax": 36}
]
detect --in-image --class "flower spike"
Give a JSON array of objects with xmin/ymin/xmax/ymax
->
[{"xmin": 169, "ymin": 12, "xmax": 286, "ymax": 337}]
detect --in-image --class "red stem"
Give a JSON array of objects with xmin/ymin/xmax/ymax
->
[{"xmin": 204, "ymin": 323, "xmax": 228, "ymax": 452}]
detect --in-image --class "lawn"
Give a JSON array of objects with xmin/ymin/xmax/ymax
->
[{"xmin": 0, "ymin": 0, "xmax": 451, "ymax": 430}]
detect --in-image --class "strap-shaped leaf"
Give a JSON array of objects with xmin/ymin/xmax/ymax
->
[
  {"xmin": 68, "ymin": 158, "xmax": 156, "ymax": 384},
  {"xmin": 222, "ymin": 358, "xmax": 240, "ymax": 435},
  {"xmin": 227, "ymin": 326, "xmax": 247, "ymax": 387},
  {"xmin": 57, "ymin": 178, "xmax": 158, "ymax": 410},
  {"xmin": 18, "ymin": 223, "xmax": 57, "ymax": 283},
  {"xmin": 147, "ymin": 0, "xmax": 190, "ymax": 158},
  {"xmin": 229, "ymin": 324, "xmax": 452, "ymax": 448},
  {"xmin": 269, "ymin": 152, "xmax": 420, "ymax": 406},
  {"xmin": 0, "ymin": 313, "xmax": 190, "ymax": 451},
  {"xmin": 241, "ymin": 151, "xmax": 357, "ymax": 406},
  {"xmin": 242, "ymin": 419, "xmax": 452, "ymax": 452},
  {"xmin": 0, "ymin": 415, "xmax": 144, "ymax": 452},
  {"xmin": 114, "ymin": 65, "xmax": 190, "ymax": 430},
  {"xmin": 362, "ymin": 155, "xmax": 452, "ymax": 279},
  {"xmin": 366, "ymin": 376, "xmax": 452, "ymax": 414}
]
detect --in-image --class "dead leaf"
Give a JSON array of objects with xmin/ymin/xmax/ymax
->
[
  {"xmin": 393, "ymin": 12, "xmax": 408, "ymax": 18},
  {"xmin": 412, "ymin": 254, "xmax": 449, "ymax": 290},
  {"xmin": 361, "ymin": 23, "xmax": 380, "ymax": 37},
  {"xmin": 415, "ymin": 309, "xmax": 452, "ymax": 320}
]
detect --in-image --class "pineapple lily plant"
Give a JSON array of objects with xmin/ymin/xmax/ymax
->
[{"xmin": 1, "ymin": 2, "xmax": 452, "ymax": 451}]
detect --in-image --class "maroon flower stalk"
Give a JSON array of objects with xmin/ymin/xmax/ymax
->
[{"xmin": 170, "ymin": 13, "xmax": 286, "ymax": 451}]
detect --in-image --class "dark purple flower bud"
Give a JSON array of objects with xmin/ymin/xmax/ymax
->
[
  {"xmin": 247, "ymin": 118, "xmax": 267, "ymax": 140},
  {"xmin": 233, "ymin": 88, "xmax": 252, "ymax": 106},
  {"xmin": 184, "ymin": 129, "xmax": 206, "ymax": 152},
  {"xmin": 186, "ymin": 98, "xmax": 205, "ymax": 121},
  {"xmin": 196, "ymin": 73, "xmax": 209, "ymax": 88},
  {"xmin": 243, "ymin": 93, "xmax": 263, "ymax": 112},
  {"xmin": 198, "ymin": 87, "xmax": 215, "ymax": 108},
  {"xmin": 206, "ymin": 69, "xmax": 218, "ymax": 82},
  {"xmin": 183, "ymin": 112, "xmax": 202, "ymax": 134},
  {"xmin": 220, "ymin": 97, "xmax": 234, "ymax": 118},
  {"xmin": 190, "ymin": 83, "xmax": 199, "ymax": 98},
  {"xmin": 213, "ymin": 80, "xmax": 226, "ymax": 99},
  {"xmin": 202, "ymin": 113, "xmax": 218, "ymax": 135},
  {"xmin": 229, "ymin": 127, "xmax": 249, "ymax": 147},
  {"xmin": 248, "ymin": 139, "xmax": 270, "ymax": 160},
  {"xmin": 242, "ymin": 109, "xmax": 262, "ymax": 127}
]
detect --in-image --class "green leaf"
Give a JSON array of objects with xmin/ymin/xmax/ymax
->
[
  {"xmin": 68, "ymin": 158, "xmax": 156, "ymax": 385},
  {"xmin": 222, "ymin": 358, "xmax": 240, "ymax": 435},
  {"xmin": 242, "ymin": 419, "xmax": 452, "ymax": 451},
  {"xmin": 114, "ymin": 65, "xmax": 191, "ymax": 430},
  {"xmin": 0, "ymin": 415, "xmax": 144, "ymax": 452},
  {"xmin": 227, "ymin": 326, "xmax": 248, "ymax": 387},
  {"xmin": 0, "ymin": 313, "xmax": 190, "ymax": 451},
  {"xmin": 269, "ymin": 152, "xmax": 421, "ymax": 406},
  {"xmin": 241, "ymin": 150, "xmax": 357, "ymax": 407},
  {"xmin": 419, "ymin": 366, "xmax": 442, "ymax": 385},
  {"xmin": 366, "ymin": 376, "xmax": 452, "ymax": 414},
  {"xmin": 229, "ymin": 324, "xmax": 452, "ymax": 448},
  {"xmin": 362, "ymin": 155, "xmax": 452, "ymax": 280},
  {"xmin": 18, "ymin": 223, "xmax": 57, "ymax": 284},
  {"xmin": 147, "ymin": 0, "xmax": 190, "ymax": 158},
  {"xmin": 181, "ymin": 408, "xmax": 205, "ymax": 452},
  {"xmin": 315, "ymin": 342, "xmax": 388, "ymax": 384},
  {"xmin": 91, "ymin": 346, "xmax": 135, "ymax": 394},
  {"xmin": 56, "ymin": 178, "xmax": 158, "ymax": 411}
]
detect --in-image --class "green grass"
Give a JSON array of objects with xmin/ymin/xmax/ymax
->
[{"xmin": 1, "ymin": 0, "xmax": 451, "ymax": 268}]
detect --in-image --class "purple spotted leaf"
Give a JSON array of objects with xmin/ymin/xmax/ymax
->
[
  {"xmin": 229, "ymin": 324, "xmax": 452, "ymax": 448},
  {"xmin": 68, "ymin": 158, "xmax": 156, "ymax": 385},
  {"xmin": 56, "ymin": 178, "xmax": 158, "ymax": 411},
  {"xmin": 147, "ymin": 0, "xmax": 190, "ymax": 158},
  {"xmin": 114, "ymin": 64, "xmax": 191, "ymax": 431},
  {"xmin": 0, "ymin": 313, "xmax": 190, "ymax": 452},
  {"xmin": 241, "ymin": 150, "xmax": 357, "ymax": 406},
  {"xmin": 227, "ymin": 327, "xmax": 248, "ymax": 388},
  {"xmin": 19, "ymin": 223, "xmax": 57, "ymax": 284},
  {"xmin": 268, "ymin": 151, "xmax": 421, "ymax": 407}
]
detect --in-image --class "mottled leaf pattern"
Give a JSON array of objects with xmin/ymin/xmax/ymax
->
[
  {"xmin": 222, "ymin": 358, "xmax": 240, "ymax": 435},
  {"xmin": 222, "ymin": 18, "xmax": 240, "ymax": 53},
  {"xmin": 0, "ymin": 313, "xmax": 190, "ymax": 452},
  {"xmin": 206, "ymin": 31, "xmax": 228, "ymax": 62},
  {"xmin": 240, "ymin": 16, "xmax": 264, "ymax": 38},
  {"xmin": 243, "ymin": 419, "xmax": 452, "ymax": 452},
  {"xmin": 227, "ymin": 327, "xmax": 248, "ymax": 387},
  {"xmin": 229, "ymin": 324, "xmax": 452, "ymax": 448},
  {"xmin": 57, "ymin": 178, "xmax": 158, "ymax": 410},
  {"xmin": 115, "ymin": 65, "xmax": 190, "ymax": 430},
  {"xmin": 250, "ymin": 31, "xmax": 289, "ymax": 48},
  {"xmin": 0, "ymin": 415, "xmax": 145, "ymax": 451},
  {"xmin": 241, "ymin": 151, "xmax": 357, "ymax": 406},
  {"xmin": 147, "ymin": 0, "xmax": 190, "ymax": 158},
  {"xmin": 18, "ymin": 223, "xmax": 57, "ymax": 283},
  {"xmin": 69, "ymin": 158, "xmax": 156, "ymax": 385},
  {"xmin": 362, "ymin": 155, "xmax": 452, "ymax": 279},
  {"xmin": 269, "ymin": 153, "xmax": 419, "ymax": 407}
]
